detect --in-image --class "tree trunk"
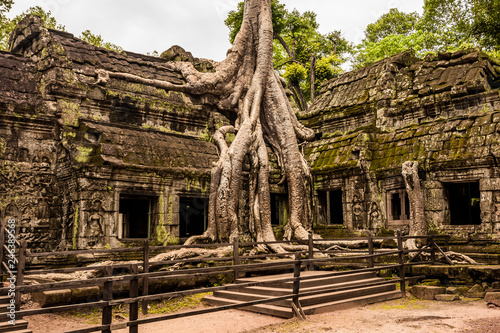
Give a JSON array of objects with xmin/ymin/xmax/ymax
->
[
  {"xmin": 401, "ymin": 161, "xmax": 426, "ymax": 237},
  {"xmin": 180, "ymin": 0, "xmax": 314, "ymax": 248},
  {"xmin": 95, "ymin": 0, "xmax": 315, "ymax": 249},
  {"xmin": 310, "ymin": 54, "xmax": 316, "ymax": 102}
]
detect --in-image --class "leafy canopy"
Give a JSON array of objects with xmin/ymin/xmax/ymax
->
[
  {"xmin": 354, "ymin": 0, "xmax": 500, "ymax": 68},
  {"xmin": 0, "ymin": 2, "xmax": 122, "ymax": 53}
]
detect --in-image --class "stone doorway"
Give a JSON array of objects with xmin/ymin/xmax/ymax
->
[
  {"xmin": 446, "ymin": 182, "xmax": 481, "ymax": 225},
  {"xmin": 118, "ymin": 195, "xmax": 155, "ymax": 239},
  {"xmin": 179, "ymin": 197, "xmax": 209, "ymax": 237}
]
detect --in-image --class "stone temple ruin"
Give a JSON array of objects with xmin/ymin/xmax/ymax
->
[{"xmin": 1, "ymin": 16, "xmax": 500, "ymax": 261}]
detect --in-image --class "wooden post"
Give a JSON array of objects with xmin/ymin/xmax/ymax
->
[
  {"xmin": 367, "ymin": 231, "xmax": 374, "ymax": 268},
  {"xmin": 129, "ymin": 264, "xmax": 139, "ymax": 333},
  {"xmin": 292, "ymin": 252, "xmax": 301, "ymax": 307},
  {"xmin": 141, "ymin": 240, "xmax": 149, "ymax": 315},
  {"xmin": 307, "ymin": 232, "xmax": 314, "ymax": 271},
  {"xmin": 233, "ymin": 237, "xmax": 240, "ymax": 281},
  {"xmin": 396, "ymin": 230, "xmax": 406, "ymax": 298},
  {"xmin": 429, "ymin": 230, "xmax": 436, "ymax": 265},
  {"xmin": 15, "ymin": 241, "xmax": 26, "ymax": 313},
  {"xmin": 102, "ymin": 266, "xmax": 113, "ymax": 333}
]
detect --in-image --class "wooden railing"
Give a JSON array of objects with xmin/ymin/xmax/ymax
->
[{"xmin": 0, "ymin": 230, "xmax": 450, "ymax": 333}]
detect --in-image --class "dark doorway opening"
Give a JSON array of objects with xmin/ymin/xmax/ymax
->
[
  {"xmin": 389, "ymin": 191, "xmax": 410, "ymax": 220},
  {"xmin": 271, "ymin": 194, "xmax": 288, "ymax": 225},
  {"xmin": 317, "ymin": 190, "xmax": 344, "ymax": 225},
  {"xmin": 179, "ymin": 197, "xmax": 209, "ymax": 237},
  {"xmin": 119, "ymin": 195, "xmax": 155, "ymax": 239},
  {"xmin": 446, "ymin": 182, "xmax": 481, "ymax": 225},
  {"xmin": 386, "ymin": 189, "xmax": 410, "ymax": 227}
]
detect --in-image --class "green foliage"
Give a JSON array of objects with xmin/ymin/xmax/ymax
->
[
  {"xmin": 355, "ymin": 0, "xmax": 500, "ymax": 68},
  {"xmin": 0, "ymin": 0, "xmax": 13, "ymax": 15},
  {"xmin": 314, "ymin": 55, "xmax": 342, "ymax": 87},
  {"xmin": 355, "ymin": 31, "xmax": 437, "ymax": 68},
  {"xmin": 365, "ymin": 8, "xmax": 420, "ymax": 43},
  {"xmin": 283, "ymin": 62, "xmax": 307, "ymax": 84},
  {"xmin": 469, "ymin": 0, "xmax": 500, "ymax": 49},
  {"xmin": 0, "ymin": 4, "xmax": 123, "ymax": 53},
  {"xmin": 418, "ymin": 0, "xmax": 475, "ymax": 50},
  {"xmin": 79, "ymin": 30, "xmax": 123, "ymax": 53},
  {"xmin": 0, "ymin": 6, "xmax": 65, "ymax": 50}
]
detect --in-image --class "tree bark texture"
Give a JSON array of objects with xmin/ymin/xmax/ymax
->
[{"xmin": 402, "ymin": 161, "xmax": 426, "ymax": 237}]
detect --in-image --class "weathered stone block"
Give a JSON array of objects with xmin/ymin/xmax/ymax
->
[
  {"xmin": 410, "ymin": 285, "xmax": 446, "ymax": 300},
  {"xmin": 484, "ymin": 292, "xmax": 500, "ymax": 306},
  {"xmin": 435, "ymin": 294, "xmax": 460, "ymax": 301},
  {"xmin": 466, "ymin": 284, "xmax": 485, "ymax": 298},
  {"xmin": 446, "ymin": 287, "xmax": 459, "ymax": 294},
  {"xmin": 33, "ymin": 289, "xmax": 72, "ymax": 307},
  {"xmin": 457, "ymin": 286, "xmax": 471, "ymax": 296},
  {"xmin": 71, "ymin": 286, "xmax": 100, "ymax": 303},
  {"xmin": 421, "ymin": 279, "xmax": 441, "ymax": 286}
]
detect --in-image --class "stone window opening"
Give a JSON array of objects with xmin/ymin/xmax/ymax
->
[
  {"xmin": 118, "ymin": 195, "xmax": 156, "ymax": 239},
  {"xmin": 271, "ymin": 193, "xmax": 288, "ymax": 226},
  {"xmin": 317, "ymin": 190, "xmax": 344, "ymax": 225},
  {"xmin": 386, "ymin": 189, "xmax": 410, "ymax": 226},
  {"xmin": 179, "ymin": 197, "xmax": 209, "ymax": 238},
  {"xmin": 445, "ymin": 182, "xmax": 481, "ymax": 225}
]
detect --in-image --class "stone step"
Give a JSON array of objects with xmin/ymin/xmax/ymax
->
[
  {"xmin": 214, "ymin": 282, "xmax": 396, "ymax": 308},
  {"xmin": 298, "ymin": 283, "xmax": 397, "ymax": 307},
  {"xmin": 235, "ymin": 276, "xmax": 386, "ymax": 297},
  {"xmin": 235, "ymin": 285, "xmax": 290, "ymax": 297},
  {"xmin": 203, "ymin": 296, "xmax": 294, "ymax": 318},
  {"xmin": 0, "ymin": 320, "xmax": 30, "ymax": 333},
  {"xmin": 237, "ymin": 271, "xmax": 377, "ymax": 289},
  {"xmin": 282, "ymin": 272, "xmax": 378, "ymax": 289},
  {"xmin": 302, "ymin": 290, "xmax": 402, "ymax": 315}
]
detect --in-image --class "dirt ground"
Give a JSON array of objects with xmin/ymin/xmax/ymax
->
[{"xmin": 26, "ymin": 297, "xmax": 500, "ymax": 333}]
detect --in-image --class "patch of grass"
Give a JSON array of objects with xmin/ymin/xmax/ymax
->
[
  {"xmin": 375, "ymin": 297, "xmax": 430, "ymax": 310},
  {"xmin": 148, "ymin": 292, "xmax": 212, "ymax": 314}
]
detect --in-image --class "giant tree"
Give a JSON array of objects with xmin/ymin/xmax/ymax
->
[
  {"xmin": 184, "ymin": 0, "xmax": 316, "ymax": 247},
  {"xmin": 100, "ymin": 0, "xmax": 315, "ymax": 250}
]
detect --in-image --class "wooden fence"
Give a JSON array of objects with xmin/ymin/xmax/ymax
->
[{"xmin": 0, "ymin": 230, "xmax": 450, "ymax": 333}]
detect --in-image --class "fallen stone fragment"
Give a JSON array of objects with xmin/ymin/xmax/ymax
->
[
  {"xmin": 466, "ymin": 284, "xmax": 485, "ymax": 298},
  {"xmin": 435, "ymin": 294, "xmax": 459, "ymax": 301},
  {"xmin": 410, "ymin": 285, "xmax": 446, "ymax": 300},
  {"xmin": 484, "ymin": 292, "xmax": 500, "ymax": 307}
]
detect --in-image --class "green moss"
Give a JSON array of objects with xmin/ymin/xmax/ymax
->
[
  {"xmin": 75, "ymin": 146, "xmax": 94, "ymax": 163},
  {"xmin": 63, "ymin": 131, "xmax": 77, "ymax": 138},
  {"xmin": 0, "ymin": 137, "xmax": 5, "ymax": 157},
  {"xmin": 149, "ymin": 293, "xmax": 211, "ymax": 314},
  {"xmin": 59, "ymin": 100, "xmax": 82, "ymax": 127}
]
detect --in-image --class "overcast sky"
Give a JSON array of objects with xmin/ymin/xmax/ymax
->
[{"xmin": 8, "ymin": 0, "xmax": 424, "ymax": 61}]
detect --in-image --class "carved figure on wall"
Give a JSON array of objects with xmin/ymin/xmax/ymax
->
[
  {"xmin": 18, "ymin": 148, "xmax": 29, "ymax": 162},
  {"xmin": 352, "ymin": 192, "xmax": 365, "ymax": 229},
  {"xmin": 368, "ymin": 202, "xmax": 381, "ymax": 229},
  {"xmin": 87, "ymin": 200, "xmax": 104, "ymax": 246},
  {"xmin": 35, "ymin": 197, "xmax": 50, "ymax": 219}
]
